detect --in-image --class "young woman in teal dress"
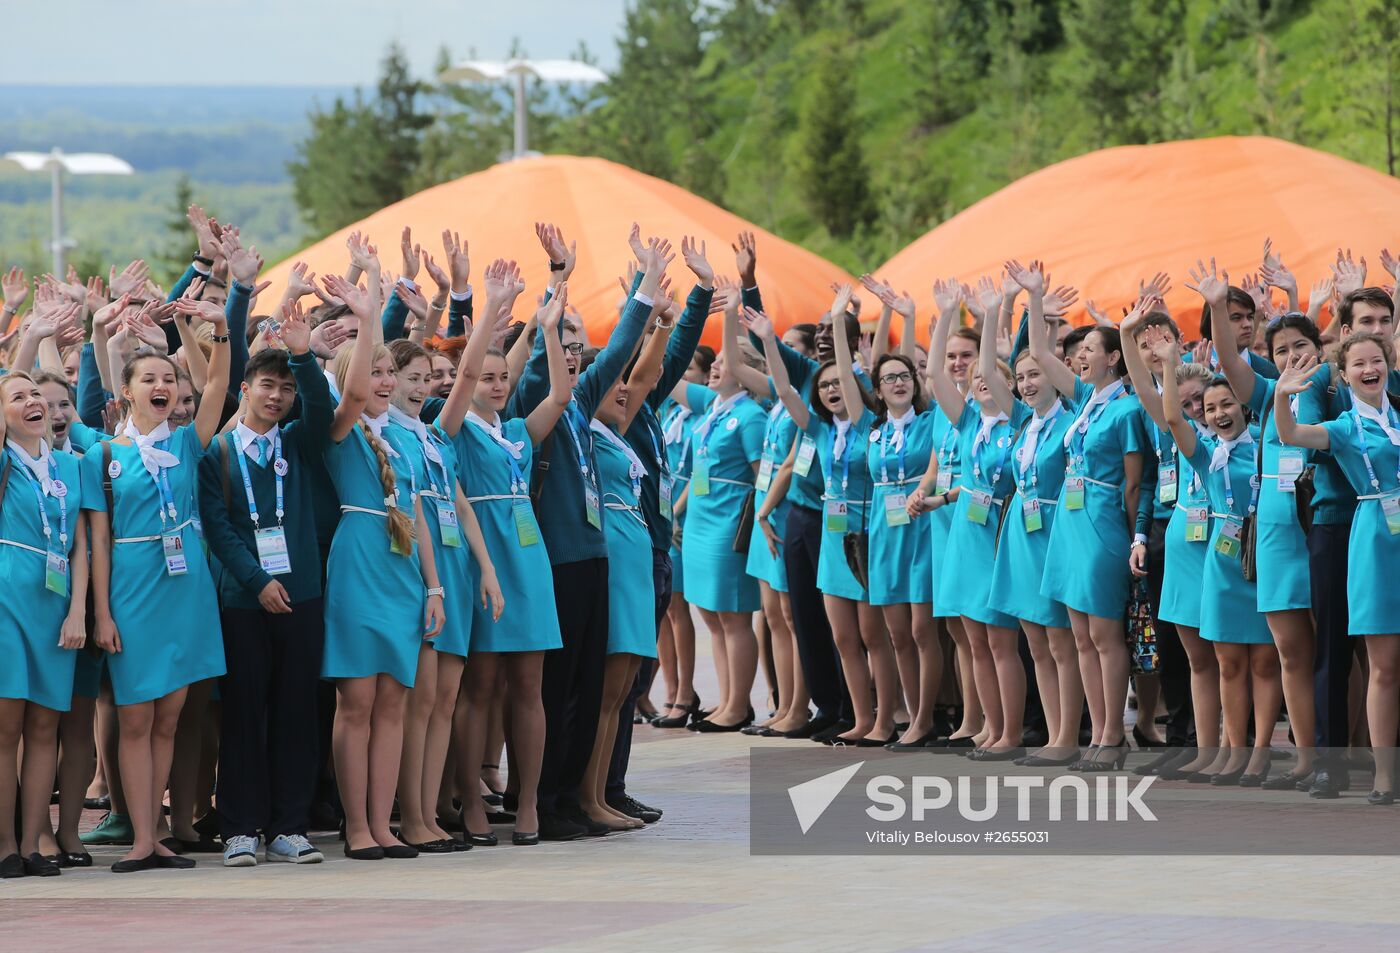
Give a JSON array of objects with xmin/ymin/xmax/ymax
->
[
  {"xmin": 1276, "ymin": 333, "xmax": 1400, "ymax": 804},
  {"xmin": 1017, "ymin": 260, "xmax": 1147, "ymax": 772},
  {"xmin": 387, "ymin": 339, "xmax": 503, "ymax": 851},
  {"xmin": 320, "ymin": 262, "xmax": 446, "ymax": 860},
  {"xmin": 650, "ymin": 345, "xmax": 713, "ymax": 729},
  {"xmin": 1194, "ymin": 260, "xmax": 1322, "ymax": 789},
  {"xmin": 83, "ymin": 285, "xmax": 230, "ymax": 872},
  {"xmin": 751, "ymin": 296, "xmax": 900, "ymax": 747},
  {"xmin": 0, "ymin": 372, "xmax": 89, "ymax": 878},
  {"xmin": 1118, "ymin": 307, "xmax": 1226, "ymax": 782},
  {"xmin": 908, "ymin": 323, "xmax": 985, "ymax": 748},
  {"xmin": 921, "ymin": 278, "xmax": 1029, "ymax": 760},
  {"xmin": 679, "ymin": 299, "xmax": 767, "ymax": 732},
  {"xmin": 1153, "ymin": 327, "xmax": 1280, "ymax": 787},
  {"xmin": 439, "ymin": 260, "xmax": 572, "ymax": 845},
  {"xmin": 986, "ymin": 310, "xmax": 1084, "ymax": 766}
]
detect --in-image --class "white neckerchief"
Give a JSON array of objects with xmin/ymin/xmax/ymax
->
[
  {"xmin": 1209, "ymin": 429, "xmax": 1255, "ymax": 472},
  {"xmin": 7, "ymin": 439, "xmax": 55, "ymax": 495},
  {"xmin": 324, "ymin": 369, "xmax": 341, "ymax": 401},
  {"xmin": 1016, "ymin": 401, "xmax": 1064, "ymax": 473},
  {"xmin": 971, "ymin": 411, "xmax": 1009, "ymax": 457},
  {"xmin": 695, "ymin": 390, "xmax": 747, "ymax": 448},
  {"xmin": 1062, "ymin": 378, "xmax": 1125, "ymax": 448},
  {"xmin": 120, "ymin": 419, "xmax": 180, "ymax": 477},
  {"xmin": 590, "ymin": 419, "xmax": 647, "ymax": 487},
  {"xmin": 663, "ymin": 405, "xmax": 693, "ymax": 445},
  {"xmin": 235, "ymin": 420, "xmax": 280, "ymax": 464},
  {"xmin": 467, "ymin": 410, "xmax": 524, "ymax": 460},
  {"xmin": 883, "ymin": 407, "xmax": 916, "ymax": 455},
  {"xmin": 832, "ymin": 415, "xmax": 854, "ymax": 462},
  {"xmin": 360, "ymin": 412, "xmax": 400, "ymax": 458},
  {"xmin": 1354, "ymin": 397, "xmax": 1400, "ymax": 447},
  {"xmin": 389, "ymin": 405, "xmax": 442, "ymax": 465}
]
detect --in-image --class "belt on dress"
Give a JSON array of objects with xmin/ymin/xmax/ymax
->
[
  {"xmin": 114, "ymin": 518, "xmax": 194, "ymax": 544},
  {"xmin": 1356, "ymin": 492, "xmax": 1392, "ymax": 501},
  {"xmin": 0, "ymin": 538, "xmax": 47, "ymax": 557},
  {"xmin": 873, "ymin": 473, "xmax": 926, "ymax": 488},
  {"xmin": 603, "ymin": 494, "xmax": 648, "ymax": 528},
  {"xmin": 340, "ymin": 505, "xmax": 389, "ymax": 518},
  {"xmin": 705, "ymin": 477, "xmax": 754, "ymax": 488},
  {"xmin": 464, "ymin": 493, "xmax": 529, "ymax": 504},
  {"xmin": 1081, "ymin": 476, "xmax": 1120, "ymax": 490}
]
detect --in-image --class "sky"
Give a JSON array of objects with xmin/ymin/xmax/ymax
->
[{"xmin": 2, "ymin": 0, "xmax": 629, "ymax": 85}]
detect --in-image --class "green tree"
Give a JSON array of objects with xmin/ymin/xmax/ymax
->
[
  {"xmin": 796, "ymin": 46, "xmax": 875, "ymax": 239},
  {"xmin": 1336, "ymin": 0, "xmax": 1400, "ymax": 175},
  {"xmin": 904, "ymin": 0, "xmax": 987, "ymax": 130},
  {"xmin": 154, "ymin": 173, "xmax": 196, "ymax": 286}
]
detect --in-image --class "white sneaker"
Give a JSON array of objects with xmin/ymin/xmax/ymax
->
[
  {"xmin": 266, "ymin": 833, "xmax": 324, "ymax": 864},
  {"xmin": 223, "ymin": 834, "xmax": 259, "ymax": 867}
]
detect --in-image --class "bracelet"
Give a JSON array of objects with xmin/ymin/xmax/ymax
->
[
  {"xmin": 210, "ymin": 333, "xmax": 230, "ymax": 343},
  {"xmin": 192, "ymin": 255, "xmax": 214, "ymax": 267},
  {"xmin": 426, "ymin": 586, "xmax": 445, "ymax": 598},
  {"xmin": 549, "ymin": 261, "xmax": 566, "ymax": 272},
  {"xmin": 2, "ymin": 304, "xmax": 16, "ymax": 315}
]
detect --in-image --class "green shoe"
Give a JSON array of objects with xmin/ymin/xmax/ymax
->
[{"xmin": 79, "ymin": 811, "xmax": 134, "ymax": 845}]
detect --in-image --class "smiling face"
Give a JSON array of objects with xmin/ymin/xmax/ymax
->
[
  {"xmin": 395, "ymin": 356, "xmax": 432, "ymax": 418},
  {"xmin": 365, "ymin": 354, "xmax": 398, "ymax": 417},
  {"xmin": 170, "ymin": 376, "xmax": 196, "ymax": 429},
  {"xmin": 815, "ymin": 366, "xmax": 845, "ymax": 416},
  {"xmin": 945, "ymin": 335, "xmax": 977, "ymax": 386},
  {"xmin": 40, "ymin": 379, "xmax": 75, "ymax": 444},
  {"xmin": 598, "ymin": 378, "xmax": 628, "ymax": 428},
  {"xmin": 709, "ymin": 352, "xmax": 738, "ymax": 390},
  {"xmin": 63, "ymin": 348, "xmax": 81, "ymax": 385},
  {"xmin": 242, "ymin": 369, "xmax": 296, "ymax": 428},
  {"xmin": 430, "ymin": 354, "xmax": 456, "ymax": 398},
  {"xmin": 1136, "ymin": 323, "xmax": 1179, "ymax": 375},
  {"xmin": 1078, "ymin": 330, "xmax": 1121, "ymax": 387},
  {"xmin": 474, "ymin": 353, "xmax": 510, "ymax": 415},
  {"xmin": 1014, "ymin": 353, "xmax": 1057, "ymax": 412},
  {"xmin": 874, "ymin": 357, "xmax": 915, "ymax": 413},
  {"xmin": 1342, "ymin": 338, "xmax": 1390, "ymax": 405},
  {"xmin": 1269, "ymin": 325, "xmax": 1320, "ymax": 368},
  {"xmin": 2, "ymin": 377, "xmax": 48, "ymax": 445},
  {"xmin": 1178, "ymin": 377, "xmax": 1207, "ymax": 425},
  {"xmin": 562, "ymin": 326, "xmax": 582, "ymax": 386},
  {"xmin": 1345, "ymin": 300, "xmax": 1395, "ymax": 338},
  {"xmin": 1202, "ymin": 381, "xmax": 1246, "ymax": 439},
  {"xmin": 123, "ymin": 355, "xmax": 178, "ymax": 424}
]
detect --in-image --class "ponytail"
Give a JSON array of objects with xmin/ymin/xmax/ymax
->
[{"xmin": 359, "ymin": 421, "xmax": 416, "ymax": 556}]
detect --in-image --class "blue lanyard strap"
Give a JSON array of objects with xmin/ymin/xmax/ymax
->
[
  {"xmin": 1220, "ymin": 448, "xmax": 1259, "ymax": 517},
  {"xmin": 879, "ymin": 420, "xmax": 908, "ymax": 484},
  {"xmin": 231, "ymin": 431, "xmax": 283, "ymax": 529},
  {"xmin": 697, "ymin": 394, "xmax": 745, "ymax": 458},
  {"xmin": 971, "ymin": 421, "xmax": 1010, "ymax": 491},
  {"xmin": 9, "ymin": 452, "xmax": 67, "ymax": 550},
  {"xmin": 1353, "ymin": 405, "xmax": 1400, "ymax": 491},
  {"xmin": 563, "ymin": 401, "xmax": 598, "ymax": 492},
  {"xmin": 828, "ymin": 424, "xmax": 853, "ymax": 498},
  {"xmin": 426, "ymin": 431, "xmax": 457, "ymax": 500},
  {"xmin": 153, "ymin": 443, "xmax": 179, "ymax": 527}
]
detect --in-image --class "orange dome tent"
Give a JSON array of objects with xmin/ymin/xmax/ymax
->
[
  {"xmin": 877, "ymin": 136, "xmax": 1400, "ymax": 342},
  {"xmin": 261, "ymin": 155, "xmax": 853, "ymax": 349}
]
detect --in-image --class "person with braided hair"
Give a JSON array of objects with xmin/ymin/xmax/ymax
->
[{"xmin": 318, "ymin": 252, "xmax": 447, "ymax": 862}]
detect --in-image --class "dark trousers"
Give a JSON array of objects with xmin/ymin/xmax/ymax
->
[
  {"xmin": 782, "ymin": 505, "xmax": 850, "ymax": 722},
  {"xmin": 217, "ymin": 598, "xmax": 325, "ymax": 840},
  {"xmin": 606, "ymin": 548, "xmax": 671, "ymax": 800},
  {"xmin": 1145, "ymin": 517, "xmax": 1194, "ymax": 744},
  {"xmin": 1309, "ymin": 522, "xmax": 1353, "ymax": 758},
  {"xmin": 539, "ymin": 557, "xmax": 609, "ymax": 814}
]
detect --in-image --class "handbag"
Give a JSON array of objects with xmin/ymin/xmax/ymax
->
[
  {"xmin": 1239, "ymin": 513, "xmax": 1258, "ymax": 583},
  {"xmin": 731, "ymin": 488, "xmax": 755, "ymax": 554},
  {"xmin": 1125, "ymin": 577, "xmax": 1159, "ymax": 674}
]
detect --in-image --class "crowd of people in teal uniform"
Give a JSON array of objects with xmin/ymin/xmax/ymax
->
[{"xmin": 3, "ymin": 216, "xmax": 1400, "ymax": 879}]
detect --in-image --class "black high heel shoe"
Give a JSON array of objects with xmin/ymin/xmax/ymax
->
[
  {"xmin": 512, "ymin": 830, "xmax": 540, "ymax": 846},
  {"xmin": 1068, "ymin": 744, "xmax": 1100, "ymax": 772},
  {"xmin": 653, "ymin": 693, "xmax": 701, "ymax": 729},
  {"xmin": 1131, "ymin": 725, "xmax": 1166, "ymax": 750},
  {"xmin": 1082, "ymin": 741, "xmax": 1129, "ymax": 772}
]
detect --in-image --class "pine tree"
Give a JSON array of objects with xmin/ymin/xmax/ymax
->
[
  {"xmin": 154, "ymin": 173, "xmax": 196, "ymax": 287},
  {"xmin": 796, "ymin": 46, "xmax": 875, "ymax": 239}
]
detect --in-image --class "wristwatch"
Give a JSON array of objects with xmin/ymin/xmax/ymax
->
[
  {"xmin": 210, "ymin": 333, "xmax": 230, "ymax": 343},
  {"xmin": 549, "ymin": 261, "xmax": 566, "ymax": 272},
  {"xmin": 426, "ymin": 586, "xmax": 445, "ymax": 598}
]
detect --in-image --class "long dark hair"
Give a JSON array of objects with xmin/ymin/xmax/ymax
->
[
  {"xmin": 871, "ymin": 353, "xmax": 929, "ymax": 417},
  {"xmin": 810, "ymin": 358, "xmax": 877, "ymax": 425}
]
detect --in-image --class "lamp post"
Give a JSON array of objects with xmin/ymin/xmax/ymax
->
[
  {"xmin": 438, "ymin": 59, "xmax": 608, "ymax": 159},
  {"xmin": 4, "ymin": 148, "xmax": 135, "ymax": 275}
]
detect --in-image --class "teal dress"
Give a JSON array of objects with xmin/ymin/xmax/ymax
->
[
  {"xmin": 1320, "ymin": 405, "xmax": 1400, "ymax": 636},
  {"xmin": 1247, "ymin": 367, "xmax": 1325, "ymax": 613},
  {"xmin": 58, "ymin": 430, "xmax": 105, "ymax": 701},
  {"xmin": 867, "ymin": 410, "xmax": 935, "ymax": 606},
  {"xmin": 805, "ymin": 407, "xmax": 877, "ymax": 601},
  {"xmin": 661, "ymin": 398, "xmax": 697, "ymax": 596},
  {"xmin": 990, "ymin": 401, "xmax": 1072, "ymax": 628},
  {"xmin": 680, "ymin": 390, "xmax": 766, "ymax": 613},
  {"xmin": 78, "ymin": 425, "xmax": 225, "ymax": 705},
  {"xmin": 1040, "ymin": 379, "xmax": 1147, "ymax": 619},
  {"xmin": 452, "ymin": 414, "xmax": 561, "ymax": 653},
  {"xmin": 938, "ymin": 402, "xmax": 1028, "ymax": 627},
  {"xmin": 928, "ymin": 402, "xmax": 966, "ymax": 618},
  {"xmin": 594, "ymin": 423, "xmax": 658, "ymax": 657},
  {"xmin": 1, "ymin": 446, "xmax": 83, "ymax": 711},
  {"xmin": 1158, "ymin": 441, "xmax": 1211, "ymax": 629},
  {"xmin": 1184, "ymin": 429, "xmax": 1272, "ymax": 644},
  {"xmin": 416, "ymin": 425, "xmax": 471, "ymax": 659},
  {"xmin": 746, "ymin": 402, "xmax": 797, "ymax": 592},
  {"xmin": 321, "ymin": 422, "xmax": 429, "ymax": 687}
]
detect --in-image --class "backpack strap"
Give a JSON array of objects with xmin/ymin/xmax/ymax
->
[{"xmin": 530, "ymin": 429, "xmax": 556, "ymax": 509}]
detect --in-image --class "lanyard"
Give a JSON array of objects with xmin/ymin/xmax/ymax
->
[
  {"xmin": 153, "ymin": 446, "xmax": 179, "ymax": 528},
  {"xmin": 1353, "ymin": 405, "xmax": 1400, "ymax": 492},
  {"xmin": 1016, "ymin": 403, "xmax": 1063, "ymax": 494},
  {"xmin": 562, "ymin": 401, "xmax": 598, "ymax": 493},
  {"xmin": 1068, "ymin": 381, "xmax": 1124, "ymax": 470},
  {"xmin": 378, "ymin": 429, "xmax": 418, "ymax": 505},
  {"xmin": 937, "ymin": 413, "xmax": 959, "ymax": 472},
  {"xmin": 696, "ymin": 393, "xmax": 746, "ymax": 458},
  {"xmin": 1220, "ymin": 446, "xmax": 1259, "ymax": 517},
  {"xmin": 971, "ymin": 420, "xmax": 1010, "ymax": 492},
  {"xmin": 879, "ymin": 420, "xmax": 908, "ymax": 484},
  {"xmin": 232, "ymin": 431, "xmax": 283, "ymax": 530},
  {"xmin": 9, "ymin": 452, "xmax": 67, "ymax": 550},
  {"xmin": 425, "ymin": 431, "xmax": 456, "ymax": 500},
  {"xmin": 828, "ymin": 423, "xmax": 853, "ymax": 499},
  {"xmin": 645, "ymin": 412, "xmax": 666, "ymax": 475},
  {"xmin": 763, "ymin": 403, "xmax": 789, "ymax": 466}
]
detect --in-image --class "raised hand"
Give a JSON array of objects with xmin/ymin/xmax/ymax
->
[
  {"xmin": 217, "ymin": 227, "xmax": 262, "ymax": 286},
  {"xmin": 1004, "ymin": 258, "xmax": 1044, "ymax": 296},
  {"xmin": 286, "ymin": 261, "xmax": 318, "ymax": 299},
  {"xmin": 399, "ymin": 227, "xmax": 421, "ymax": 282},
  {"xmin": 442, "ymin": 229, "xmax": 470, "ymax": 292},
  {"xmin": 396, "ymin": 279, "xmax": 429, "ymax": 320},
  {"xmin": 187, "ymin": 205, "xmax": 221, "ymax": 260},
  {"xmin": 681, "ymin": 235, "xmax": 714, "ymax": 286},
  {"xmin": 109, "ymin": 260, "xmax": 149, "ymax": 299},
  {"xmin": 1276, "ymin": 350, "xmax": 1320, "ymax": 397},
  {"xmin": 627, "ymin": 222, "xmax": 646, "ymax": 262},
  {"xmin": 733, "ymin": 230, "xmax": 757, "ymax": 287},
  {"xmin": 322, "ymin": 274, "xmax": 374, "ymax": 321},
  {"xmin": 1331, "ymin": 247, "xmax": 1366, "ymax": 298},
  {"xmin": 1185, "ymin": 257, "xmax": 1229, "ymax": 308},
  {"xmin": 637, "ymin": 237, "xmax": 675, "ymax": 301},
  {"xmin": 421, "ymin": 251, "xmax": 450, "ymax": 296},
  {"xmin": 1382, "ymin": 247, "xmax": 1400, "ymax": 282},
  {"xmin": 126, "ymin": 302, "xmax": 172, "ymax": 352},
  {"xmin": 347, "ymin": 232, "xmax": 380, "ymax": 280},
  {"xmin": 538, "ymin": 282, "xmax": 568, "ymax": 334},
  {"xmin": 932, "ymin": 277, "xmax": 965, "ymax": 315},
  {"xmin": 309, "ymin": 318, "xmax": 350, "ymax": 359},
  {"xmin": 739, "ymin": 305, "xmax": 775, "ymax": 340},
  {"xmin": 2, "ymin": 266, "xmax": 28, "ymax": 315},
  {"xmin": 970, "ymin": 275, "xmax": 1000, "ymax": 320},
  {"xmin": 279, "ymin": 298, "xmax": 312, "ymax": 355},
  {"xmin": 830, "ymin": 282, "xmax": 855, "ymax": 320},
  {"xmin": 1138, "ymin": 271, "xmax": 1172, "ymax": 304},
  {"xmin": 173, "ymin": 282, "xmax": 227, "ymax": 333},
  {"xmin": 1043, "ymin": 281, "xmax": 1079, "ymax": 317},
  {"xmin": 1241, "ymin": 272, "xmax": 1270, "ymax": 314}
]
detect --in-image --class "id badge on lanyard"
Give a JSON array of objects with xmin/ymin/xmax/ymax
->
[
  {"xmin": 1214, "ymin": 517, "xmax": 1243, "ymax": 558},
  {"xmin": 436, "ymin": 500, "xmax": 462, "ymax": 548},
  {"xmin": 1277, "ymin": 448, "xmax": 1305, "ymax": 493},
  {"xmin": 45, "ymin": 552, "xmax": 69, "ymax": 596},
  {"xmin": 514, "ymin": 500, "xmax": 541, "ymax": 546},
  {"xmin": 935, "ymin": 468, "xmax": 953, "ymax": 494},
  {"xmin": 1022, "ymin": 497, "xmax": 1042, "ymax": 533},
  {"xmin": 884, "ymin": 492, "xmax": 909, "ymax": 527},
  {"xmin": 755, "ymin": 456, "xmax": 774, "ymax": 493},
  {"xmin": 1185, "ymin": 506, "xmax": 1209, "ymax": 542},
  {"xmin": 966, "ymin": 489, "xmax": 992, "ymax": 525},
  {"xmin": 824, "ymin": 499, "xmax": 848, "ymax": 533},
  {"xmin": 1382, "ymin": 492, "xmax": 1400, "ymax": 536},
  {"xmin": 1158, "ymin": 462, "xmax": 1178, "ymax": 504},
  {"xmin": 793, "ymin": 436, "xmax": 816, "ymax": 478},
  {"xmin": 163, "ymin": 531, "xmax": 188, "ymax": 575},
  {"xmin": 691, "ymin": 457, "xmax": 712, "ymax": 497},
  {"xmin": 1064, "ymin": 475, "xmax": 1086, "ymax": 510},
  {"xmin": 254, "ymin": 526, "xmax": 292, "ymax": 574},
  {"xmin": 659, "ymin": 474, "xmax": 674, "ymax": 521}
]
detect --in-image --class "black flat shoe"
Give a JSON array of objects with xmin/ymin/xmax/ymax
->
[
  {"xmin": 56, "ymin": 851, "xmax": 93, "ymax": 868},
  {"xmin": 23, "ymin": 853, "xmax": 60, "ymax": 877},
  {"xmin": 943, "ymin": 736, "xmax": 976, "ymax": 750},
  {"xmin": 537, "ymin": 813, "xmax": 586, "ymax": 842},
  {"xmin": 512, "ymin": 831, "xmax": 540, "ymax": 846},
  {"xmin": 1367, "ymin": 790, "xmax": 1395, "ymax": 805},
  {"xmin": 886, "ymin": 731, "xmax": 941, "ymax": 751},
  {"xmin": 969, "ymin": 746, "xmax": 1026, "ymax": 762},
  {"xmin": 450, "ymin": 837, "xmax": 473, "ymax": 852},
  {"xmin": 84, "ymin": 795, "xmax": 111, "ymax": 811},
  {"xmin": 1261, "ymin": 770, "xmax": 1310, "ymax": 791},
  {"xmin": 1239, "ymin": 766, "xmax": 1271, "ymax": 787},
  {"xmin": 855, "ymin": 734, "xmax": 896, "ymax": 748},
  {"xmin": 783, "ymin": 715, "xmax": 836, "ymax": 739},
  {"xmin": 692, "ymin": 717, "xmax": 751, "ymax": 733},
  {"xmin": 811, "ymin": 720, "xmax": 855, "ymax": 744},
  {"xmin": 465, "ymin": 830, "xmax": 498, "ymax": 847},
  {"xmin": 0, "ymin": 853, "xmax": 24, "ymax": 878},
  {"xmin": 111, "ymin": 853, "xmax": 162, "ymax": 873},
  {"xmin": 156, "ymin": 854, "xmax": 196, "ymax": 869},
  {"xmin": 382, "ymin": 844, "xmax": 419, "ymax": 859},
  {"xmin": 1210, "ymin": 767, "xmax": 1246, "ymax": 786},
  {"xmin": 408, "ymin": 840, "xmax": 456, "ymax": 853},
  {"xmin": 158, "ymin": 837, "xmax": 185, "ymax": 855},
  {"xmin": 343, "ymin": 844, "xmax": 384, "ymax": 860},
  {"xmin": 1021, "ymin": 753, "xmax": 1082, "ymax": 767}
]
